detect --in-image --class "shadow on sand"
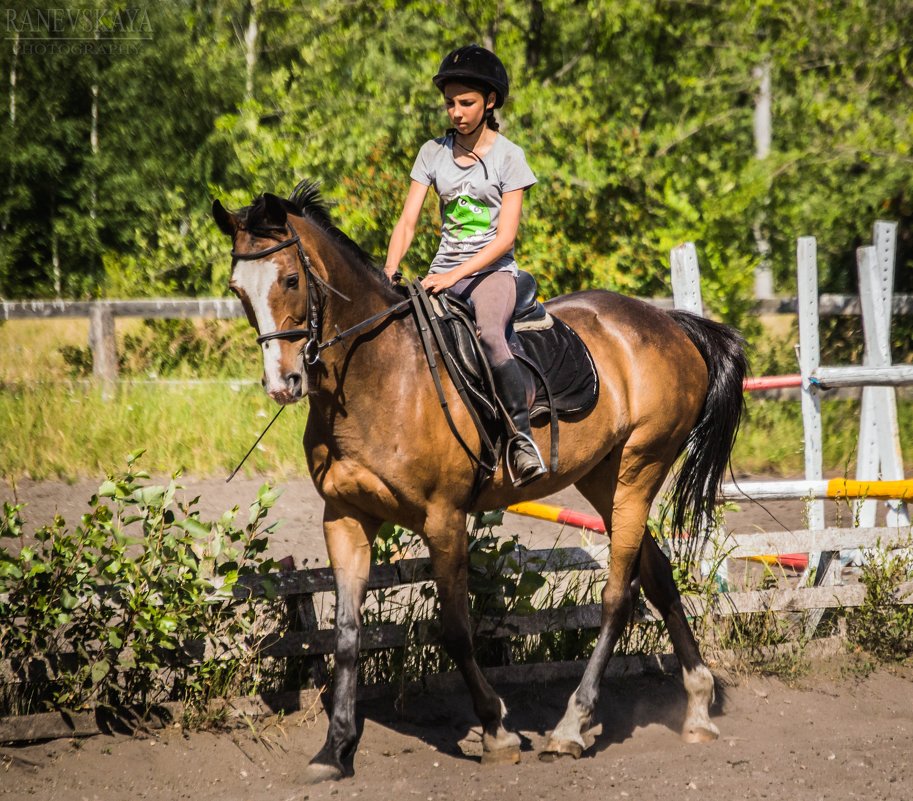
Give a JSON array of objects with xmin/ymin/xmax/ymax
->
[{"xmin": 344, "ymin": 671, "xmax": 727, "ymax": 767}]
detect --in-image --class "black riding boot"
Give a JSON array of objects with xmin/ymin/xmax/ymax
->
[{"xmin": 491, "ymin": 360, "xmax": 547, "ymax": 487}]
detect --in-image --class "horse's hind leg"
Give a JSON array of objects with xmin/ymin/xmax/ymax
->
[
  {"xmin": 425, "ymin": 507, "xmax": 521, "ymax": 764},
  {"xmin": 638, "ymin": 532, "xmax": 719, "ymax": 743},
  {"xmin": 541, "ymin": 448, "xmax": 664, "ymax": 760}
]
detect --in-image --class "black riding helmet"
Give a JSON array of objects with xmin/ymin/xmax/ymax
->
[{"xmin": 432, "ymin": 44, "xmax": 509, "ymax": 108}]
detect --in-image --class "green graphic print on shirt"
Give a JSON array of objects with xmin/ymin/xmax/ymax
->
[{"xmin": 443, "ymin": 195, "xmax": 491, "ymax": 241}]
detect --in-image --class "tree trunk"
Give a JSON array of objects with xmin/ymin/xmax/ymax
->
[
  {"xmin": 8, "ymin": 30, "xmax": 17, "ymax": 126},
  {"xmin": 3, "ymin": 31, "xmax": 18, "ymax": 234},
  {"xmin": 526, "ymin": 0, "xmax": 544, "ymax": 71},
  {"xmin": 244, "ymin": 0, "xmax": 259, "ymax": 101},
  {"xmin": 52, "ymin": 221, "xmax": 61, "ymax": 298},
  {"xmin": 753, "ymin": 62, "xmax": 772, "ymax": 160},
  {"xmin": 752, "ymin": 60, "xmax": 773, "ymax": 300},
  {"xmin": 90, "ymin": 69, "xmax": 99, "ymax": 222}
]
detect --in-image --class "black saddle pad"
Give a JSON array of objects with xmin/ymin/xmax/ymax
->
[
  {"xmin": 432, "ymin": 295, "xmax": 599, "ymax": 421},
  {"xmin": 514, "ymin": 316, "xmax": 599, "ymax": 419}
]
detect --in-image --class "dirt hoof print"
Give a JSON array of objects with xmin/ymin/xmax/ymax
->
[{"xmin": 480, "ymin": 746, "xmax": 521, "ymax": 766}]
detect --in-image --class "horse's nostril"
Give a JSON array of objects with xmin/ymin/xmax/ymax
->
[{"xmin": 286, "ymin": 373, "xmax": 303, "ymax": 396}]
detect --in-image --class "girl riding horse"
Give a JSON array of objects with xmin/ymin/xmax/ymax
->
[{"xmin": 384, "ymin": 44, "xmax": 547, "ymax": 487}]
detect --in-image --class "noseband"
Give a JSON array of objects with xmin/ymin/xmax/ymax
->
[{"xmin": 231, "ymin": 222, "xmax": 409, "ymax": 366}]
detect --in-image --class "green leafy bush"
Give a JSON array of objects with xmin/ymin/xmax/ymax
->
[
  {"xmin": 847, "ymin": 544, "xmax": 913, "ymax": 663},
  {"xmin": 0, "ymin": 452, "xmax": 279, "ymax": 718},
  {"xmin": 818, "ymin": 315, "xmax": 913, "ymax": 367}
]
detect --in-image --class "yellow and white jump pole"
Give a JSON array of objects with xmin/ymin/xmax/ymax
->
[{"xmin": 720, "ymin": 478, "xmax": 913, "ymax": 503}]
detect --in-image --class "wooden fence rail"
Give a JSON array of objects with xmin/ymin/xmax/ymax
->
[
  {"xmin": 237, "ymin": 526, "xmax": 913, "ymax": 659},
  {"xmin": 1, "ymin": 298, "xmax": 243, "ymax": 320},
  {"xmin": 7, "ymin": 531, "xmax": 903, "ymax": 664},
  {"xmin": 3, "ymin": 531, "xmax": 910, "ymax": 699},
  {"xmin": 4, "ymin": 294, "xmax": 912, "ymax": 383}
]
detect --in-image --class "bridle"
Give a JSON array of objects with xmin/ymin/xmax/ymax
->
[
  {"xmin": 225, "ymin": 221, "xmax": 411, "ymax": 483},
  {"xmin": 231, "ymin": 221, "xmax": 410, "ymax": 367}
]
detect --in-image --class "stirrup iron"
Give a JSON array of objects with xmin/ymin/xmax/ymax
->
[{"xmin": 505, "ymin": 431, "xmax": 547, "ymax": 487}]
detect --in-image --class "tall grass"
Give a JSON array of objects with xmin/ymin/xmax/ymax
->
[
  {"xmin": 3, "ymin": 383, "xmax": 913, "ymax": 482},
  {"xmin": 732, "ymin": 396, "xmax": 913, "ymax": 476},
  {"xmin": 0, "ymin": 382, "xmax": 308, "ymax": 480},
  {"xmin": 0, "ymin": 319, "xmax": 94, "ymax": 384},
  {"xmin": 2, "ymin": 317, "xmax": 913, "ymax": 480},
  {"xmin": 1, "ymin": 317, "xmax": 313, "ymax": 481}
]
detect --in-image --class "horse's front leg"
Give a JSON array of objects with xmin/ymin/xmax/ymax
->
[
  {"xmin": 425, "ymin": 508, "xmax": 521, "ymax": 764},
  {"xmin": 307, "ymin": 503, "xmax": 378, "ymax": 783}
]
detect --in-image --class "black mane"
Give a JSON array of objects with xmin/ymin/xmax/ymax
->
[
  {"xmin": 236, "ymin": 178, "xmax": 396, "ymax": 294},
  {"xmin": 286, "ymin": 179, "xmax": 379, "ymax": 273},
  {"xmin": 287, "ymin": 179, "xmax": 336, "ymax": 229}
]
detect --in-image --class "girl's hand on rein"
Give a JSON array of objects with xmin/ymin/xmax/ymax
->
[{"xmin": 421, "ymin": 272, "xmax": 458, "ymax": 294}]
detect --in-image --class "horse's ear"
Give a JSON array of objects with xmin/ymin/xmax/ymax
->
[
  {"xmin": 212, "ymin": 199, "xmax": 238, "ymax": 236},
  {"xmin": 262, "ymin": 193, "xmax": 289, "ymax": 228}
]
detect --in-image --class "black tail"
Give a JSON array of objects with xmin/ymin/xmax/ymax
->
[{"xmin": 666, "ymin": 310, "xmax": 748, "ymax": 543}]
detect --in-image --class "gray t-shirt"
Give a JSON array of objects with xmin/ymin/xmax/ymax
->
[{"xmin": 410, "ymin": 133, "xmax": 537, "ymax": 275}]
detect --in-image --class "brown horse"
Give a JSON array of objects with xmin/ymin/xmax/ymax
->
[{"xmin": 213, "ymin": 182, "xmax": 747, "ymax": 782}]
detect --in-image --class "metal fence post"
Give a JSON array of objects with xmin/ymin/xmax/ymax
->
[
  {"xmin": 797, "ymin": 236, "xmax": 831, "ymax": 637},
  {"xmin": 856, "ymin": 226, "xmax": 909, "ymax": 529}
]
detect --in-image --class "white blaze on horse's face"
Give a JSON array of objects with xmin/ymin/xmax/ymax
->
[{"xmin": 232, "ymin": 258, "xmax": 305, "ymax": 404}]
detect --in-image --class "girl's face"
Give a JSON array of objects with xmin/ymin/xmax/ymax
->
[{"xmin": 444, "ymin": 82, "xmax": 495, "ymax": 134}]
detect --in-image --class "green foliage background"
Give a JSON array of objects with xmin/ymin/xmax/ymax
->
[{"xmin": 1, "ymin": 0, "xmax": 912, "ymax": 320}]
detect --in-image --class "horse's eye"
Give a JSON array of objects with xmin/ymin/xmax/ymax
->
[{"xmin": 284, "ymin": 273, "xmax": 299, "ymax": 290}]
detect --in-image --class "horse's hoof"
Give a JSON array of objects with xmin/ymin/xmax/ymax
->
[
  {"xmin": 305, "ymin": 761, "xmax": 345, "ymax": 784},
  {"xmin": 538, "ymin": 739, "xmax": 583, "ymax": 762},
  {"xmin": 480, "ymin": 745, "xmax": 521, "ymax": 765},
  {"xmin": 682, "ymin": 725, "xmax": 719, "ymax": 744}
]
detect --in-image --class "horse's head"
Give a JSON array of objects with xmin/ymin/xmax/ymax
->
[
  {"xmin": 213, "ymin": 192, "xmax": 310, "ymax": 404},
  {"xmin": 215, "ymin": 181, "xmax": 398, "ymax": 405}
]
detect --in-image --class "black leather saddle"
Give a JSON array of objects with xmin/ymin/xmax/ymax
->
[
  {"xmin": 432, "ymin": 271, "xmax": 599, "ymax": 422},
  {"xmin": 511, "ymin": 269, "xmax": 551, "ymax": 330}
]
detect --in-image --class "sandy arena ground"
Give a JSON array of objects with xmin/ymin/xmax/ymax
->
[
  {"xmin": 2, "ymin": 663, "xmax": 912, "ymax": 801},
  {"xmin": 2, "ymin": 476, "xmax": 910, "ymax": 801}
]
